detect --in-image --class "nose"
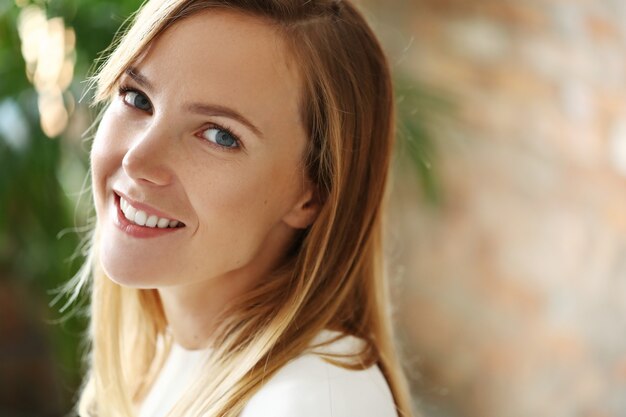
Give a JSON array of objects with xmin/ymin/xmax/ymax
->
[{"xmin": 122, "ymin": 120, "xmax": 175, "ymax": 186}]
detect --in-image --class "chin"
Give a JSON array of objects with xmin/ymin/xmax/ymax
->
[{"xmin": 98, "ymin": 251, "xmax": 170, "ymax": 289}]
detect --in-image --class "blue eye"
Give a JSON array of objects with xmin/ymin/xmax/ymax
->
[
  {"xmin": 122, "ymin": 90, "xmax": 152, "ymax": 111},
  {"xmin": 201, "ymin": 127, "xmax": 239, "ymax": 148}
]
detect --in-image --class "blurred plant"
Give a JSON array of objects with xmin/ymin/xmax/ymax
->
[{"xmin": 395, "ymin": 73, "xmax": 448, "ymax": 204}]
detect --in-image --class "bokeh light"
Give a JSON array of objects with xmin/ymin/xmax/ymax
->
[{"xmin": 17, "ymin": 5, "xmax": 76, "ymax": 138}]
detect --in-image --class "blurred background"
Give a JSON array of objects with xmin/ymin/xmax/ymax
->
[{"xmin": 1, "ymin": 0, "xmax": 625, "ymax": 416}]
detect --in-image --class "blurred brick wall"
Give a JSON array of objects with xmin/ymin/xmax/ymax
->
[{"xmin": 362, "ymin": 0, "xmax": 626, "ymax": 416}]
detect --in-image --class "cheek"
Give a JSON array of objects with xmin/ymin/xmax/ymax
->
[
  {"xmin": 190, "ymin": 159, "xmax": 302, "ymax": 239},
  {"xmin": 90, "ymin": 108, "xmax": 124, "ymax": 215}
]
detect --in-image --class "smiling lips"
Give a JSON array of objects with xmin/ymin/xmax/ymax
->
[{"xmin": 118, "ymin": 195, "xmax": 184, "ymax": 229}]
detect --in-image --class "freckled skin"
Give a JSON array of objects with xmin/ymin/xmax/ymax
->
[{"xmin": 91, "ymin": 10, "xmax": 318, "ymax": 347}]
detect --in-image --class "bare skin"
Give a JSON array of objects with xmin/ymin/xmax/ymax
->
[{"xmin": 91, "ymin": 10, "xmax": 318, "ymax": 349}]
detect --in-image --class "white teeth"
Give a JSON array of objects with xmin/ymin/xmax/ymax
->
[
  {"xmin": 119, "ymin": 196, "xmax": 181, "ymax": 229},
  {"xmin": 134, "ymin": 210, "xmax": 147, "ymax": 226},
  {"xmin": 146, "ymin": 215, "xmax": 159, "ymax": 228},
  {"xmin": 124, "ymin": 205, "xmax": 136, "ymax": 221}
]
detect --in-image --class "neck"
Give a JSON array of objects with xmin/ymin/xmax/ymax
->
[
  {"xmin": 158, "ymin": 273, "xmax": 249, "ymax": 349},
  {"xmin": 157, "ymin": 223, "xmax": 297, "ymax": 350}
]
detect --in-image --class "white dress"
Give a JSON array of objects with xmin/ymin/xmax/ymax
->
[{"xmin": 138, "ymin": 330, "xmax": 398, "ymax": 417}]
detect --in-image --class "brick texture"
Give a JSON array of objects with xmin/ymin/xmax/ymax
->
[{"xmin": 360, "ymin": 0, "xmax": 626, "ymax": 416}]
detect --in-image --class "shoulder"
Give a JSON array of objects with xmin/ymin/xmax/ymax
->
[{"xmin": 239, "ymin": 331, "xmax": 399, "ymax": 417}]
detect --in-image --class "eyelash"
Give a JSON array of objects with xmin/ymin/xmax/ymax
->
[{"xmin": 117, "ymin": 84, "xmax": 243, "ymax": 152}]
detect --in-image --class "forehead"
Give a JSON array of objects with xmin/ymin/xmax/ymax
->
[{"xmin": 132, "ymin": 9, "xmax": 303, "ymax": 134}]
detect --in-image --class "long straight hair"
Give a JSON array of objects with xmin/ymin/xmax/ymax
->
[{"xmin": 72, "ymin": 1, "xmax": 414, "ymax": 416}]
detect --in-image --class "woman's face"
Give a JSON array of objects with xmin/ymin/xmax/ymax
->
[{"xmin": 91, "ymin": 10, "xmax": 316, "ymax": 289}]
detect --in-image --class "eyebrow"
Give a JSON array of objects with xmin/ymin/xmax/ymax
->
[
  {"xmin": 125, "ymin": 67, "xmax": 154, "ymax": 91},
  {"xmin": 124, "ymin": 67, "xmax": 264, "ymax": 139}
]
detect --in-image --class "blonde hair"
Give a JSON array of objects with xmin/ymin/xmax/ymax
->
[{"xmin": 72, "ymin": 1, "xmax": 414, "ymax": 416}]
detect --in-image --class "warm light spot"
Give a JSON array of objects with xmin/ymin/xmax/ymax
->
[
  {"xmin": 18, "ymin": 6, "xmax": 47, "ymax": 65},
  {"xmin": 38, "ymin": 89, "xmax": 68, "ymax": 138},
  {"xmin": 17, "ymin": 6, "xmax": 76, "ymax": 139},
  {"xmin": 58, "ymin": 59, "xmax": 75, "ymax": 91},
  {"xmin": 34, "ymin": 19, "xmax": 66, "ymax": 92},
  {"xmin": 65, "ymin": 27, "xmax": 76, "ymax": 51}
]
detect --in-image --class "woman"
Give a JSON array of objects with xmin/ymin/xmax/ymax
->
[{"xmin": 69, "ymin": 0, "xmax": 414, "ymax": 416}]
